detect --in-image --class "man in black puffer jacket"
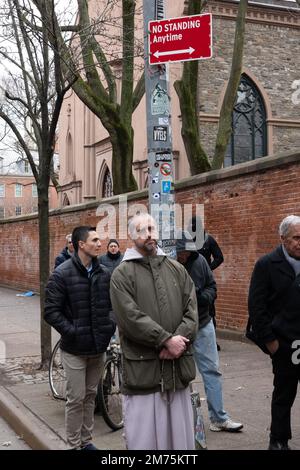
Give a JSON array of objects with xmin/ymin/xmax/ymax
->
[{"xmin": 45, "ymin": 226, "xmax": 115, "ymax": 450}]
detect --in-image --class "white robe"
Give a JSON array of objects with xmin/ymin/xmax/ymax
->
[{"xmin": 122, "ymin": 387, "xmax": 195, "ymax": 450}]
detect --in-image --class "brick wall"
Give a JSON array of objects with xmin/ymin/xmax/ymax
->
[{"xmin": 1, "ymin": 150, "xmax": 300, "ymax": 333}]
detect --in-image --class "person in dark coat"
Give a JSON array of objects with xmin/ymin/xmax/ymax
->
[
  {"xmin": 44, "ymin": 226, "xmax": 115, "ymax": 450},
  {"xmin": 54, "ymin": 233, "xmax": 74, "ymax": 268},
  {"xmin": 176, "ymin": 230, "xmax": 243, "ymax": 433},
  {"xmin": 191, "ymin": 216, "xmax": 224, "ymax": 350},
  {"xmin": 248, "ymin": 215, "xmax": 300, "ymax": 450},
  {"xmin": 98, "ymin": 239, "xmax": 123, "ymax": 273}
]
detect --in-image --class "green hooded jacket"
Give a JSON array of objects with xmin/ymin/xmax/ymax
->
[{"xmin": 110, "ymin": 247, "xmax": 198, "ymax": 395}]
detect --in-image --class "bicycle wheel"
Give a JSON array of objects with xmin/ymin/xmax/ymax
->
[
  {"xmin": 49, "ymin": 339, "xmax": 67, "ymax": 400},
  {"xmin": 98, "ymin": 356, "xmax": 123, "ymax": 430}
]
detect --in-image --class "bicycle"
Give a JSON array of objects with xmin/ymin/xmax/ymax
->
[
  {"xmin": 95, "ymin": 340, "xmax": 123, "ymax": 431},
  {"xmin": 49, "ymin": 338, "xmax": 123, "ymax": 431},
  {"xmin": 49, "ymin": 339, "xmax": 67, "ymax": 400}
]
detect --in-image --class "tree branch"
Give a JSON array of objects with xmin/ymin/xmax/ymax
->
[
  {"xmin": 77, "ymin": 0, "xmax": 109, "ymax": 102},
  {"xmin": 0, "ymin": 50, "xmax": 38, "ymax": 93},
  {"xmin": 89, "ymin": 34, "xmax": 117, "ymax": 103},
  {"xmin": 0, "ymin": 110, "xmax": 39, "ymax": 181},
  {"xmin": 132, "ymin": 71, "xmax": 145, "ymax": 112},
  {"xmin": 120, "ymin": 0, "xmax": 135, "ymax": 120},
  {"xmin": 12, "ymin": 0, "xmax": 42, "ymax": 93}
]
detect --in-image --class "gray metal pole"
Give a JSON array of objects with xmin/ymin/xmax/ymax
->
[{"xmin": 143, "ymin": 0, "xmax": 176, "ymax": 257}]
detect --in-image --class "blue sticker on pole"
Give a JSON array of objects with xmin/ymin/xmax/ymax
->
[{"xmin": 162, "ymin": 180, "xmax": 172, "ymax": 194}]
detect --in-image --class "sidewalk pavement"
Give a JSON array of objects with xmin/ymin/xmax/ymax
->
[{"xmin": 0, "ymin": 285, "xmax": 299, "ymax": 451}]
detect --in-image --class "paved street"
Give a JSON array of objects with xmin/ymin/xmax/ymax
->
[
  {"xmin": 0, "ymin": 415, "xmax": 30, "ymax": 450},
  {"xmin": 0, "ymin": 285, "xmax": 300, "ymax": 450}
]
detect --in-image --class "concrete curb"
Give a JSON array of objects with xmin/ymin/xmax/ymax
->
[{"xmin": 0, "ymin": 385, "xmax": 67, "ymax": 450}]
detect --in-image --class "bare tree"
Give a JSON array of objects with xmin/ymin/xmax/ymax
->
[
  {"xmin": 174, "ymin": 0, "xmax": 248, "ymax": 173},
  {"xmin": 42, "ymin": 0, "xmax": 145, "ymax": 195},
  {"xmin": 0, "ymin": 0, "xmax": 74, "ymax": 366}
]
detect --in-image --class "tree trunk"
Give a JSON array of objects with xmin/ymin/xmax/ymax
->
[
  {"xmin": 38, "ymin": 180, "xmax": 52, "ymax": 368},
  {"xmin": 110, "ymin": 123, "xmax": 137, "ymax": 195},
  {"xmin": 174, "ymin": 0, "xmax": 211, "ymax": 175},
  {"xmin": 174, "ymin": 74, "xmax": 210, "ymax": 175},
  {"xmin": 212, "ymin": 0, "xmax": 248, "ymax": 169}
]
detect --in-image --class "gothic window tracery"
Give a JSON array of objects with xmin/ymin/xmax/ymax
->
[
  {"xmin": 102, "ymin": 168, "xmax": 113, "ymax": 198},
  {"xmin": 224, "ymin": 75, "xmax": 267, "ymax": 167}
]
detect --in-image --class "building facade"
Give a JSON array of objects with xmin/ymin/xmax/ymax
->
[
  {"xmin": 0, "ymin": 133, "xmax": 59, "ymax": 219},
  {"xmin": 0, "ymin": 174, "xmax": 57, "ymax": 219},
  {"xmin": 57, "ymin": 0, "xmax": 300, "ymax": 206}
]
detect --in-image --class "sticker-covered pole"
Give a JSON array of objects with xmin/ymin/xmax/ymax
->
[{"xmin": 143, "ymin": 0, "xmax": 176, "ymax": 257}]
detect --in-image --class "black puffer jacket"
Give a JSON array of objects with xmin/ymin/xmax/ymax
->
[
  {"xmin": 45, "ymin": 254, "xmax": 115, "ymax": 355},
  {"xmin": 98, "ymin": 252, "xmax": 123, "ymax": 274},
  {"xmin": 54, "ymin": 247, "xmax": 71, "ymax": 269}
]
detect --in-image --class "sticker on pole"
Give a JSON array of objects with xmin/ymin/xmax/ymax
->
[
  {"xmin": 162, "ymin": 180, "xmax": 172, "ymax": 194},
  {"xmin": 160, "ymin": 163, "xmax": 172, "ymax": 177},
  {"xmin": 151, "ymin": 84, "xmax": 169, "ymax": 115},
  {"xmin": 149, "ymin": 13, "xmax": 212, "ymax": 65},
  {"xmin": 153, "ymin": 126, "xmax": 168, "ymax": 142},
  {"xmin": 155, "ymin": 152, "xmax": 172, "ymax": 162}
]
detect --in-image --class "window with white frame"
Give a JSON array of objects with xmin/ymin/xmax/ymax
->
[
  {"xmin": 0, "ymin": 183, "xmax": 5, "ymax": 197},
  {"xmin": 0, "ymin": 207, "xmax": 4, "ymax": 219},
  {"xmin": 15, "ymin": 205, "xmax": 22, "ymax": 216},
  {"xmin": 15, "ymin": 183, "xmax": 22, "ymax": 197},
  {"xmin": 32, "ymin": 183, "xmax": 38, "ymax": 197}
]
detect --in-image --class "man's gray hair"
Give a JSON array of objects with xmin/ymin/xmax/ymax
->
[
  {"xmin": 66, "ymin": 233, "xmax": 72, "ymax": 241},
  {"xmin": 128, "ymin": 213, "xmax": 156, "ymax": 238},
  {"xmin": 279, "ymin": 215, "xmax": 300, "ymax": 237}
]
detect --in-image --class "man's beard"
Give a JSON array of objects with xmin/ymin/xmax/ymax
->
[
  {"xmin": 144, "ymin": 241, "xmax": 157, "ymax": 254},
  {"xmin": 135, "ymin": 239, "xmax": 157, "ymax": 255}
]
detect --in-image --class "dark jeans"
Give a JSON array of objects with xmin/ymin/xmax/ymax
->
[{"xmin": 271, "ymin": 341, "xmax": 300, "ymax": 441}]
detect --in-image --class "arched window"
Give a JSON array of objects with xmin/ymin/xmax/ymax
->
[
  {"xmin": 144, "ymin": 174, "xmax": 149, "ymax": 189},
  {"xmin": 224, "ymin": 75, "xmax": 267, "ymax": 167},
  {"xmin": 62, "ymin": 193, "xmax": 70, "ymax": 206},
  {"xmin": 102, "ymin": 168, "xmax": 113, "ymax": 198},
  {"xmin": 66, "ymin": 132, "xmax": 73, "ymax": 175}
]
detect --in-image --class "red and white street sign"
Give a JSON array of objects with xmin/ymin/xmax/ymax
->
[{"xmin": 149, "ymin": 13, "xmax": 212, "ymax": 65}]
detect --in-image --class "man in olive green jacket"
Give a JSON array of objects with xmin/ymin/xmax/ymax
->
[{"xmin": 110, "ymin": 213, "xmax": 198, "ymax": 450}]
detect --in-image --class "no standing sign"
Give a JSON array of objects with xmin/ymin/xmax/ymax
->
[{"xmin": 149, "ymin": 13, "xmax": 212, "ymax": 65}]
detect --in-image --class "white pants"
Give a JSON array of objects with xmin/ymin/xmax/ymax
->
[{"xmin": 122, "ymin": 388, "xmax": 195, "ymax": 450}]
